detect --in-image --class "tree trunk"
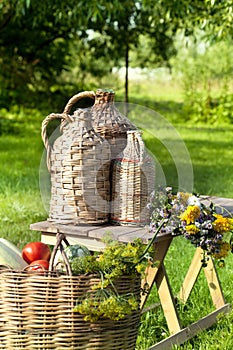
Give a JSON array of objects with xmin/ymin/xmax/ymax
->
[{"xmin": 125, "ymin": 42, "xmax": 129, "ymax": 104}]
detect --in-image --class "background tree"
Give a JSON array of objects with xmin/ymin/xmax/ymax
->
[
  {"xmin": 0, "ymin": 0, "xmax": 88, "ymax": 108},
  {"xmin": 0, "ymin": 0, "xmax": 233, "ymax": 110}
]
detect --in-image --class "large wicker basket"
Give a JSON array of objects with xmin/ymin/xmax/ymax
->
[
  {"xmin": 0, "ymin": 234, "xmax": 141, "ymax": 350},
  {"xmin": 42, "ymin": 107, "xmax": 111, "ymax": 225}
]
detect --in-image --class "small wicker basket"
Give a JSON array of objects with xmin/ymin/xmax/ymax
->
[
  {"xmin": 0, "ymin": 234, "xmax": 141, "ymax": 350},
  {"xmin": 110, "ymin": 130, "xmax": 155, "ymax": 226},
  {"xmin": 41, "ymin": 107, "xmax": 111, "ymax": 225}
]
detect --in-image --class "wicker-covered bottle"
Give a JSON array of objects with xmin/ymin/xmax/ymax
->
[
  {"xmin": 110, "ymin": 130, "xmax": 155, "ymax": 226},
  {"xmin": 91, "ymin": 89, "xmax": 137, "ymax": 160},
  {"xmin": 42, "ymin": 108, "xmax": 111, "ymax": 225}
]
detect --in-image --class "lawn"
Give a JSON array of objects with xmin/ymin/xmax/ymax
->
[{"xmin": 0, "ymin": 82, "xmax": 233, "ymax": 349}]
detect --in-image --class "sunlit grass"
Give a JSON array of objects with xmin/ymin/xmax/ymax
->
[
  {"xmin": 178, "ymin": 125, "xmax": 233, "ymax": 197},
  {"xmin": 0, "ymin": 119, "xmax": 47, "ymax": 247},
  {"xmin": 136, "ymin": 237, "xmax": 233, "ymax": 350},
  {"xmin": 0, "ymin": 83, "xmax": 233, "ymax": 349}
]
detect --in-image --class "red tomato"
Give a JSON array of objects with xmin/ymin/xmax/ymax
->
[
  {"xmin": 22, "ymin": 242, "xmax": 51, "ymax": 264},
  {"xmin": 28, "ymin": 259, "xmax": 49, "ymax": 271}
]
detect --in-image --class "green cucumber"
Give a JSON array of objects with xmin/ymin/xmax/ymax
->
[{"xmin": 0, "ymin": 238, "xmax": 27, "ymax": 270}]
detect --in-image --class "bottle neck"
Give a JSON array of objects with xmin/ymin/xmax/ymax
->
[{"xmin": 94, "ymin": 90, "xmax": 115, "ymax": 104}]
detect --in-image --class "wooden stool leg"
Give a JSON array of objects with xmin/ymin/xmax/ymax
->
[
  {"xmin": 141, "ymin": 236, "xmax": 173, "ymax": 309},
  {"xmin": 156, "ymin": 263, "xmax": 182, "ymax": 334},
  {"xmin": 204, "ymin": 257, "xmax": 225, "ymax": 309},
  {"xmin": 177, "ymin": 247, "xmax": 226, "ymax": 309},
  {"xmin": 145, "ymin": 246, "xmax": 231, "ymax": 349},
  {"xmin": 177, "ymin": 247, "xmax": 203, "ymax": 303}
]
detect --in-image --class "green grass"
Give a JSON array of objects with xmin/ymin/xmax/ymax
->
[
  {"xmin": 0, "ymin": 108, "xmax": 47, "ymax": 248},
  {"xmin": 0, "ymin": 84, "xmax": 233, "ymax": 349},
  {"xmin": 123, "ymin": 100, "xmax": 233, "ymax": 198},
  {"xmin": 178, "ymin": 125, "xmax": 233, "ymax": 197},
  {"xmin": 136, "ymin": 237, "xmax": 233, "ymax": 349}
]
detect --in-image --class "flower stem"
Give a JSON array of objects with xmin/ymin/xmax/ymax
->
[{"xmin": 139, "ymin": 218, "xmax": 167, "ymax": 263}]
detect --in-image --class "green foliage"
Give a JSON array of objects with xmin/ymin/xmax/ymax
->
[
  {"xmin": 145, "ymin": 0, "xmax": 233, "ymax": 41},
  {"xmin": 0, "ymin": 107, "xmax": 47, "ymax": 248},
  {"xmin": 72, "ymin": 238, "xmax": 151, "ymax": 321},
  {"xmin": 0, "ymin": 0, "xmax": 91, "ymax": 108},
  {"xmin": 74, "ymin": 289, "xmax": 139, "ymax": 322},
  {"xmin": 2, "ymin": 0, "xmax": 233, "ymax": 109},
  {"xmin": 172, "ymin": 38, "xmax": 233, "ymax": 123},
  {"xmin": 178, "ymin": 125, "xmax": 233, "ymax": 197},
  {"xmin": 197, "ymin": 0, "xmax": 233, "ymax": 41},
  {"xmin": 71, "ymin": 238, "xmax": 153, "ymax": 279}
]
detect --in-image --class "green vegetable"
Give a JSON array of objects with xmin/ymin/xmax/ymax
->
[
  {"xmin": 54, "ymin": 244, "xmax": 91, "ymax": 272},
  {"xmin": 0, "ymin": 238, "xmax": 23, "ymax": 257},
  {"xmin": 62, "ymin": 244, "xmax": 90, "ymax": 262},
  {"xmin": 0, "ymin": 238, "xmax": 27, "ymax": 270},
  {"xmin": 71, "ymin": 255, "xmax": 99, "ymax": 275}
]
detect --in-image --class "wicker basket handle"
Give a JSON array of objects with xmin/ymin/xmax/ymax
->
[
  {"xmin": 49, "ymin": 232, "xmax": 72, "ymax": 275},
  {"xmin": 63, "ymin": 90, "xmax": 95, "ymax": 115},
  {"xmin": 42, "ymin": 91, "xmax": 95, "ymax": 171},
  {"xmin": 0, "ymin": 264, "xmax": 13, "ymax": 271},
  {"xmin": 41, "ymin": 113, "xmax": 73, "ymax": 171},
  {"xmin": 42, "ymin": 89, "xmax": 95, "ymax": 151}
]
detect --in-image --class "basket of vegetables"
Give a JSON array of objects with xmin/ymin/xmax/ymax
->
[{"xmin": 0, "ymin": 233, "xmax": 153, "ymax": 350}]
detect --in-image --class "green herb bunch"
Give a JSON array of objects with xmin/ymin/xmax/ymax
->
[
  {"xmin": 74, "ymin": 289, "xmax": 139, "ymax": 322},
  {"xmin": 71, "ymin": 238, "xmax": 154, "ymax": 281},
  {"xmin": 72, "ymin": 237, "xmax": 155, "ymax": 322}
]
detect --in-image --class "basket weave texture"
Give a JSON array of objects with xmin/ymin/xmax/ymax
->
[
  {"xmin": 0, "ymin": 234, "xmax": 141, "ymax": 350},
  {"xmin": 91, "ymin": 89, "xmax": 137, "ymax": 160},
  {"xmin": 111, "ymin": 130, "xmax": 155, "ymax": 226},
  {"xmin": 0, "ymin": 272, "xmax": 141, "ymax": 350},
  {"xmin": 41, "ymin": 89, "xmax": 155, "ymax": 227},
  {"xmin": 42, "ymin": 108, "xmax": 111, "ymax": 225}
]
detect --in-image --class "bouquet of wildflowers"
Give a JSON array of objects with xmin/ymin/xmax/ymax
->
[{"xmin": 148, "ymin": 187, "xmax": 233, "ymax": 266}]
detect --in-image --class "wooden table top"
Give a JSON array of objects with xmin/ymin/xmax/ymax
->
[
  {"xmin": 30, "ymin": 196, "xmax": 233, "ymax": 246},
  {"xmin": 30, "ymin": 220, "xmax": 156, "ymax": 244}
]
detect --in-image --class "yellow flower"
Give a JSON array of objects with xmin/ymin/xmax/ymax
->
[
  {"xmin": 185, "ymin": 224, "xmax": 200, "ymax": 235},
  {"xmin": 213, "ymin": 214, "xmax": 233, "ymax": 233},
  {"xmin": 177, "ymin": 192, "xmax": 192, "ymax": 205},
  {"xmin": 213, "ymin": 241, "xmax": 232, "ymax": 259},
  {"xmin": 180, "ymin": 205, "xmax": 201, "ymax": 225}
]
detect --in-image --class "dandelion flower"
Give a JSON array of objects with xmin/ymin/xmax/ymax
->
[
  {"xmin": 180, "ymin": 205, "xmax": 201, "ymax": 225},
  {"xmin": 213, "ymin": 214, "xmax": 233, "ymax": 233},
  {"xmin": 177, "ymin": 192, "xmax": 192, "ymax": 205},
  {"xmin": 185, "ymin": 224, "xmax": 200, "ymax": 235}
]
